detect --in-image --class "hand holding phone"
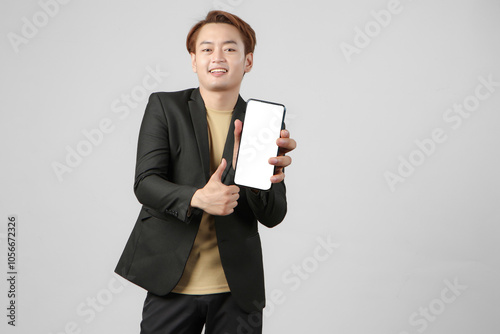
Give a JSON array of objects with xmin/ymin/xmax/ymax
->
[{"xmin": 234, "ymin": 99, "xmax": 286, "ymax": 191}]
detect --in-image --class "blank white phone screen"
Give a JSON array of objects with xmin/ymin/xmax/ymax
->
[{"xmin": 234, "ymin": 99, "xmax": 285, "ymax": 190}]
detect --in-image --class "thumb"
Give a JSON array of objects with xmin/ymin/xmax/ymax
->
[
  {"xmin": 234, "ymin": 119, "xmax": 242, "ymax": 142},
  {"xmin": 233, "ymin": 120, "xmax": 243, "ymax": 168},
  {"xmin": 211, "ymin": 158, "xmax": 227, "ymax": 182}
]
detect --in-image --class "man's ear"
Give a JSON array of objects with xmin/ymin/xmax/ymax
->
[
  {"xmin": 190, "ymin": 52, "xmax": 197, "ymax": 73},
  {"xmin": 244, "ymin": 52, "xmax": 253, "ymax": 73}
]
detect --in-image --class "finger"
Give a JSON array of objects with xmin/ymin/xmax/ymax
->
[
  {"xmin": 268, "ymin": 155, "xmax": 292, "ymax": 168},
  {"xmin": 280, "ymin": 129, "xmax": 290, "ymax": 138},
  {"xmin": 277, "ymin": 139, "xmax": 297, "ymax": 156},
  {"xmin": 211, "ymin": 158, "xmax": 227, "ymax": 181},
  {"xmin": 227, "ymin": 185, "xmax": 240, "ymax": 194},
  {"xmin": 277, "ymin": 137, "xmax": 297, "ymax": 152},
  {"xmin": 271, "ymin": 171, "xmax": 285, "ymax": 183},
  {"xmin": 226, "ymin": 196, "xmax": 239, "ymax": 210},
  {"xmin": 228, "ymin": 193, "xmax": 240, "ymax": 203}
]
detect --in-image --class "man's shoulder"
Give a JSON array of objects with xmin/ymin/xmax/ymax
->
[
  {"xmin": 144, "ymin": 88, "xmax": 200, "ymax": 119},
  {"xmin": 151, "ymin": 88, "xmax": 196, "ymax": 103}
]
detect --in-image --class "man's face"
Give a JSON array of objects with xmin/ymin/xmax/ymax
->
[{"xmin": 191, "ymin": 23, "xmax": 253, "ymax": 94}]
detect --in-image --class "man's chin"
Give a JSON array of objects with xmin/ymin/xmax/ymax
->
[{"xmin": 201, "ymin": 82, "xmax": 238, "ymax": 93}]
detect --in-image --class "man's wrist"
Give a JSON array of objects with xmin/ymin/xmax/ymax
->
[{"xmin": 190, "ymin": 189, "xmax": 203, "ymax": 210}]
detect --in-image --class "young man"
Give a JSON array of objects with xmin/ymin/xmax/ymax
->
[{"xmin": 115, "ymin": 10, "xmax": 296, "ymax": 333}]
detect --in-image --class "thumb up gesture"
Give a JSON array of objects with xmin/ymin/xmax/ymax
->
[{"xmin": 190, "ymin": 159, "xmax": 240, "ymax": 216}]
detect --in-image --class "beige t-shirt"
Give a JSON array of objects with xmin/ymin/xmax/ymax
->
[{"xmin": 172, "ymin": 107, "xmax": 233, "ymax": 294}]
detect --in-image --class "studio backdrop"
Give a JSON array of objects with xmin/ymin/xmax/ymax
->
[{"xmin": 1, "ymin": 0, "xmax": 499, "ymax": 333}]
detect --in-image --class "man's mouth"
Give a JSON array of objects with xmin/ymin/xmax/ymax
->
[{"xmin": 209, "ymin": 68, "xmax": 228, "ymax": 73}]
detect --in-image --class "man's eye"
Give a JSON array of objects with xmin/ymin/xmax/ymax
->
[
  {"xmin": 225, "ymin": 48, "xmax": 236, "ymax": 52},
  {"xmin": 202, "ymin": 49, "xmax": 212, "ymax": 52}
]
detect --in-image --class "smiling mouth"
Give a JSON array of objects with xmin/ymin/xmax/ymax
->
[{"xmin": 209, "ymin": 68, "xmax": 228, "ymax": 73}]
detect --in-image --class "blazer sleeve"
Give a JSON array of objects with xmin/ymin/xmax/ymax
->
[
  {"xmin": 223, "ymin": 140, "xmax": 288, "ymax": 228},
  {"xmin": 133, "ymin": 93, "xmax": 200, "ymax": 224},
  {"xmin": 245, "ymin": 182, "xmax": 287, "ymax": 228}
]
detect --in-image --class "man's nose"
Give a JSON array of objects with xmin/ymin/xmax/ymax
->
[{"xmin": 212, "ymin": 48, "xmax": 226, "ymax": 62}]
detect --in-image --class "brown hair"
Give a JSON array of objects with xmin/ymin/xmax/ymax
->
[{"xmin": 186, "ymin": 10, "xmax": 256, "ymax": 55}]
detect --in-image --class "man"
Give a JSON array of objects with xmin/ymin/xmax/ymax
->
[{"xmin": 115, "ymin": 10, "xmax": 296, "ymax": 333}]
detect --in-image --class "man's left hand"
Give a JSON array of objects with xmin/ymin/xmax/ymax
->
[{"xmin": 232, "ymin": 119, "xmax": 297, "ymax": 183}]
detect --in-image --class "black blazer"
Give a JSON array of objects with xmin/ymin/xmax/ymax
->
[{"xmin": 115, "ymin": 88, "xmax": 287, "ymax": 313}]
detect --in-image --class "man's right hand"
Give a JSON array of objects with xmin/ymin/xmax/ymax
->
[{"xmin": 190, "ymin": 158, "xmax": 240, "ymax": 216}]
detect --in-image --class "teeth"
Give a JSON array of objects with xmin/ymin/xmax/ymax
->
[{"xmin": 210, "ymin": 69, "xmax": 227, "ymax": 73}]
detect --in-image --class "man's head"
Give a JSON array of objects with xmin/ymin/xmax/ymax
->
[
  {"xmin": 187, "ymin": 11, "xmax": 256, "ymax": 95},
  {"xmin": 186, "ymin": 10, "xmax": 256, "ymax": 55}
]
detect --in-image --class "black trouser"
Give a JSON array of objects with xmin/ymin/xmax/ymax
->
[{"xmin": 140, "ymin": 292, "xmax": 263, "ymax": 334}]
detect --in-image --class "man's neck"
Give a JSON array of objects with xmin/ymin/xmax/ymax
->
[{"xmin": 199, "ymin": 86, "xmax": 240, "ymax": 111}]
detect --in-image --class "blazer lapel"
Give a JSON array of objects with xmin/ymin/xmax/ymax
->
[
  {"xmin": 188, "ymin": 88, "xmax": 247, "ymax": 184},
  {"xmin": 188, "ymin": 88, "xmax": 211, "ymax": 182}
]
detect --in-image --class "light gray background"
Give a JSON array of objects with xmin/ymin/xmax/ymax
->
[{"xmin": 1, "ymin": 0, "xmax": 499, "ymax": 333}]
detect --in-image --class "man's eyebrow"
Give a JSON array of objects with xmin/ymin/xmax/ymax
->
[{"xmin": 198, "ymin": 40, "xmax": 239, "ymax": 46}]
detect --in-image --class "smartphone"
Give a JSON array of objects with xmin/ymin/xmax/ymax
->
[{"xmin": 234, "ymin": 98, "xmax": 286, "ymax": 191}]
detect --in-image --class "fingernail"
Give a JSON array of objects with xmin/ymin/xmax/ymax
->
[{"xmin": 269, "ymin": 158, "xmax": 278, "ymax": 164}]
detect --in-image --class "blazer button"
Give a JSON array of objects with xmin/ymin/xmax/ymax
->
[{"xmin": 166, "ymin": 209, "xmax": 178, "ymax": 217}]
